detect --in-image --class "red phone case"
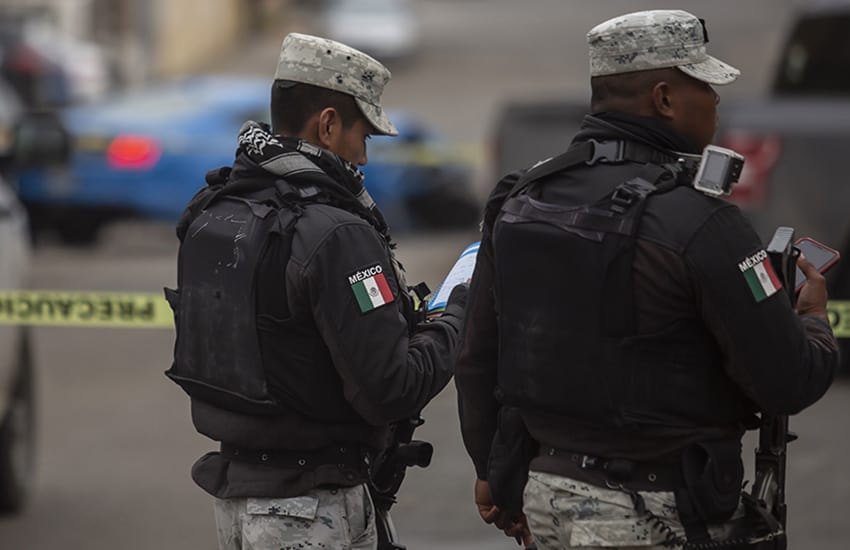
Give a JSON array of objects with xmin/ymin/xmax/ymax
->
[{"xmin": 794, "ymin": 237, "xmax": 840, "ymax": 291}]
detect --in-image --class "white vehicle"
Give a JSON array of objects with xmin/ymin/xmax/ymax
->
[
  {"xmin": 322, "ymin": 0, "xmax": 420, "ymax": 61},
  {"xmin": 0, "ymin": 169, "xmax": 33, "ymax": 515},
  {"xmin": 0, "ymin": 77, "xmax": 67, "ymax": 514},
  {"xmin": 0, "ymin": 78, "xmax": 33, "ymax": 514}
]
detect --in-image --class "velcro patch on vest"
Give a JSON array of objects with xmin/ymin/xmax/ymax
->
[
  {"xmin": 348, "ymin": 264, "xmax": 394, "ymax": 313},
  {"xmin": 738, "ymin": 249, "xmax": 782, "ymax": 302}
]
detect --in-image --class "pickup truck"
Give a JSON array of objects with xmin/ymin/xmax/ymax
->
[{"xmin": 491, "ymin": 3, "xmax": 850, "ymax": 369}]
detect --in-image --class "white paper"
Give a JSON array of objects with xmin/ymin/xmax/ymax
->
[{"xmin": 428, "ymin": 241, "xmax": 480, "ymax": 311}]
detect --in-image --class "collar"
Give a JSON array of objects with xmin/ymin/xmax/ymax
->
[{"xmin": 577, "ymin": 112, "xmax": 700, "ymax": 155}]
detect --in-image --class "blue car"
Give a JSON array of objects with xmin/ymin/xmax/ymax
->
[{"xmin": 18, "ymin": 76, "xmax": 478, "ymax": 243}]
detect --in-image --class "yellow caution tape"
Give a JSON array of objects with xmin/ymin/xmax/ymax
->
[
  {"xmin": 827, "ymin": 300, "xmax": 850, "ymax": 338},
  {"xmin": 0, "ymin": 290, "xmax": 848, "ymax": 335},
  {"xmin": 0, "ymin": 291, "xmax": 172, "ymax": 329}
]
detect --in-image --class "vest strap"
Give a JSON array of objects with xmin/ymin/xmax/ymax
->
[{"xmin": 508, "ymin": 139, "xmax": 682, "ymax": 199}]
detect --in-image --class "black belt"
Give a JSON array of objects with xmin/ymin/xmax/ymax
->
[
  {"xmin": 539, "ymin": 446, "xmax": 684, "ymax": 492},
  {"xmin": 220, "ymin": 443, "xmax": 369, "ymax": 473}
]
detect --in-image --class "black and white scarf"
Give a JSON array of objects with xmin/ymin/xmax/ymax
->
[{"xmin": 235, "ymin": 121, "xmax": 407, "ymax": 289}]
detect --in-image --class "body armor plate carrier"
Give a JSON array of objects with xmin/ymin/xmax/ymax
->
[
  {"xmin": 165, "ymin": 175, "xmax": 311, "ymax": 415},
  {"xmin": 492, "ymin": 143, "xmax": 740, "ymax": 431}
]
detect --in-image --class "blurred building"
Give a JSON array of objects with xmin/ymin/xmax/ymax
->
[{"xmin": 1, "ymin": 0, "xmax": 293, "ymax": 95}]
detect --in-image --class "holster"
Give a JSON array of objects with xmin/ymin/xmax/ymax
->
[
  {"xmin": 487, "ymin": 406, "xmax": 537, "ymax": 517},
  {"xmin": 675, "ymin": 442, "xmax": 789, "ymax": 549},
  {"xmin": 681, "ymin": 439, "xmax": 744, "ymax": 523}
]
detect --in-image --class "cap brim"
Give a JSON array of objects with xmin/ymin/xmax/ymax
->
[
  {"xmin": 678, "ymin": 55, "xmax": 740, "ymax": 86},
  {"xmin": 355, "ymin": 98, "xmax": 398, "ymax": 136}
]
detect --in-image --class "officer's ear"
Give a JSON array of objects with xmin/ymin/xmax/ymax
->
[
  {"xmin": 651, "ymin": 80, "xmax": 675, "ymax": 121},
  {"xmin": 317, "ymin": 107, "xmax": 341, "ymax": 150}
]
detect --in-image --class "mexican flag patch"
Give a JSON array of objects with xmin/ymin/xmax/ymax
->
[
  {"xmin": 349, "ymin": 264, "xmax": 394, "ymax": 313},
  {"xmin": 738, "ymin": 249, "xmax": 782, "ymax": 302}
]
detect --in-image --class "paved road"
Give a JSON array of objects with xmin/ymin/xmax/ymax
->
[{"xmin": 3, "ymin": 1, "xmax": 848, "ymax": 549}]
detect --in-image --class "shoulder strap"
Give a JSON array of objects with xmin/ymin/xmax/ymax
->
[
  {"xmin": 508, "ymin": 139, "xmax": 681, "ymax": 199},
  {"xmin": 176, "ymin": 166, "xmax": 327, "ymax": 242},
  {"xmin": 608, "ymin": 164, "xmax": 671, "ymax": 214},
  {"xmin": 176, "ymin": 167, "xmax": 233, "ymax": 241},
  {"xmin": 499, "ymin": 163, "xmax": 673, "ymax": 238},
  {"xmin": 271, "ymin": 179, "xmax": 322, "ymax": 206}
]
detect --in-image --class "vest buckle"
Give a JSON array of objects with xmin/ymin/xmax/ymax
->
[
  {"xmin": 610, "ymin": 187, "xmax": 637, "ymax": 214},
  {"xmin": 587, "ymin": 139, "xmax": 624, "ymax": 165}
]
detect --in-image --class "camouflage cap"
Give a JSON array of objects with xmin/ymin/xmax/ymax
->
[
  {"xmin": 587, "ymin": 10, "xmax": 740, "ymax": 85},
  {"xmin": 274, "ymin": 32, "xmax": 398, "ymax": 136}
]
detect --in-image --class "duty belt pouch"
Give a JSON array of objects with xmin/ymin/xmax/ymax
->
[
  {"xmin": 487, "ymin": 406, "xmax": 537, "ymax": 517},
  {"xmin": 681, "ymin": 439, "xmax": 744, "ymax": 523}
]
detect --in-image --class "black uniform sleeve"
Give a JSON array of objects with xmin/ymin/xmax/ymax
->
[
  {"xmin": 455, "ymin": 171, "xmax": 523, "ymax": 480},
  {"xmin": 685, "ymin": 205, "xmax": 839, "ymax": 416},
  {"xmin": 302, "ymin": 220, "xmax": 459, "ymax": 426}
]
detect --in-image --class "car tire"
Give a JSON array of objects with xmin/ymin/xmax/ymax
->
[
  {"xmin": 57, "ymin": 217, "xmax": 102, "ymax": 246},
  {"xmin": 408, "ymin": 181, "xmax": 481, "ymax": 230},
  {"xmin": 0, "ymin": 330, "xmax": 36, "ymax": 515}
]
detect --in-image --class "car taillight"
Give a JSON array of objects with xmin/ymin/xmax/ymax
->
[
  {"xmin": 718, "ymin": 131, "xmax": 782, "ymax": 208},
  {"xmin": 8, "ymin": 46, "xmax": 42, "ymax": 73},
  {"xmin": 107, "ymin": 135, "xmax": 161, "ymax": 170}
]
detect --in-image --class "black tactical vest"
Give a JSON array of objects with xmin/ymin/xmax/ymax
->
[
  {"xmin": 492, "ymin": 143, "xmax": 745, "ymax": 431},
  {"xmin": 165, "ymin": 175, "xmax": 312, "ymax": 415}
]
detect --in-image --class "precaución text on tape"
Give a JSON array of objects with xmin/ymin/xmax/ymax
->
[{"xmin": 0, "ymin": 290, "xmax": 172, "ymax": 328}]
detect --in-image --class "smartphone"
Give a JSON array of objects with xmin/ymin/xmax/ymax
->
[{"xmin": 794, "ymin": 237, "xmax": 841, "ymax": 291}]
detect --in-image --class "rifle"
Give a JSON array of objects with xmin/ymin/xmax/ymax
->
[
  {"xmin": 369, "ymin": 414, "xmax": 434, "ymax": 550},
  {"xmin": 748, "ymin": 226, "xmax": 800, "ymax": 550}
]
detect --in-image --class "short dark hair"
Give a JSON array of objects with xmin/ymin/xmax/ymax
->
[
  {"xmin": 271, "ymin": 81, "xmax": 363, "ymax": 135},
  {"xmin": 590, "ymin": 68, "xmax": 680, "ymax": 112}
]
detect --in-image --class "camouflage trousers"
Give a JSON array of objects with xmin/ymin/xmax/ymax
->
[
  {"xmin": 213, "ymin": 483, "xmax": 377, "ymax": 550},
  {"xmin": 523, "ymin": 471, "xmax": 740, "ymax": 549}
]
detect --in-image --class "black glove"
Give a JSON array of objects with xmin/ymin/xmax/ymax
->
[{"xmin": 443, "ymin": 283, "xmax": 469, "ymax": 321}]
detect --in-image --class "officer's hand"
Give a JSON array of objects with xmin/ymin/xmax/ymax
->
[
  {"xmin": 446, "ymin": 282, "xmax": 469, "ymax": 310},
  {"xmin": 474, "ymin": 479, "xmax": 500, "ymax": 524},
  {"xmin": 796, "ymin": 253, "xmax": 829, "ymax": 320},
  {"xmin": 442, "ymin": 282, "xmax": 469, "ymax": 322},
  {"xmin": 501, "ymin": 513, "xmax": 534, "ymax": 547},
  {"xmin": 474, "ymin": 478, "xmax": 512, "ymax": 527},
  {"xmin": 474, "ymin": 479, "xmax": 528, "ymax": 540}
]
